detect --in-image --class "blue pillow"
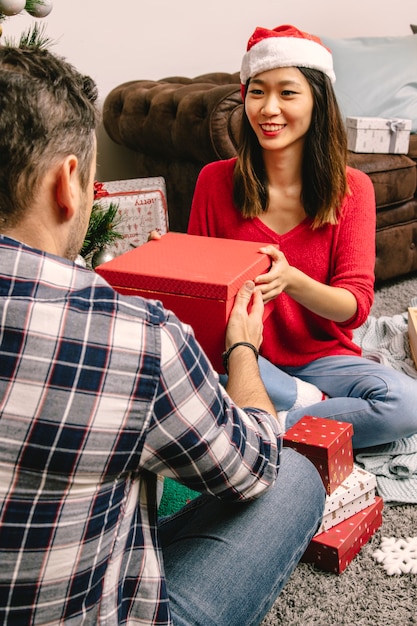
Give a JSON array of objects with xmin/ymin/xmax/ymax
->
[{"xmin": 320, "ymin": 34, "xmax": 417, "ymax": 133}]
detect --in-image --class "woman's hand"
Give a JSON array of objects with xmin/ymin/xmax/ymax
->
[
  {"xmin": 255, "ymin": 245, "xmax": 358, "ymax": 322},
  {"xmin": 254, "ymin": 245, "xmax": 293, "ymax": 303},
  {"xmin": 147, "ymin": 229, "xmax": 162, "ymax": 242}
]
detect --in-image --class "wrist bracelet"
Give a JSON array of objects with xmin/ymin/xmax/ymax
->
[{"xmin": 222, "ymin": 341, "xmax": 259, "ymax": 374}]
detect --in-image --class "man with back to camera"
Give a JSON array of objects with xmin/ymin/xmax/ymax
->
[{"xmin": 0, "ymin": 45, "xmax": 325, "ymax": 625}]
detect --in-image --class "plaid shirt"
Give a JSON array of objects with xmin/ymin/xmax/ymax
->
[{"xmin": 0, "ymin": 237, "xmax": 281, "ymax": 625}]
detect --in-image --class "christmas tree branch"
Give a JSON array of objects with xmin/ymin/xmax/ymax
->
[
  {"xmin": 81, "ymin": 202, "xmax": 124, "ymax": 263},
  {"xmin": 4, "ymin": 21, "xmax": 55, "ymax": 48}
]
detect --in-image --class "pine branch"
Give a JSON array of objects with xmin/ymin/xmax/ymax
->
[
  {"xmin": 81, "ymin": 202, "xmax": 124, "ymax": 260},
  {"xmin": 4, "ymin": 21, "xmax": 55, "ymax": 49}
]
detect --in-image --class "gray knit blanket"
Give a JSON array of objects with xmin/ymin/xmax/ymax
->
[{"xmin": 353, "ymin": 297, "xmax": 417, "ymax": 504}]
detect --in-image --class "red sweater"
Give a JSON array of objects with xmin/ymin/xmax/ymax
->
[{"xmin": 188, "ymin": 158, "xmax": 376, "ymax": 367}]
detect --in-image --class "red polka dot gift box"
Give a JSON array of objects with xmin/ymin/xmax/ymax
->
[
  {"xmin": 283, "ymin": 416, "xmax": 354, "ymax": 494},
  {"xmin": 302, "ymin": 496, "xmax": 383, "ymax": 574}
]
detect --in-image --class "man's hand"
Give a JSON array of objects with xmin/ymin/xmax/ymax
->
[
  {"xmin": 225, "ymin": 281, "xmax": 264, "ymax": 351},
  {"xmin": 224, "ymin": 281, "xmax": 276, "ymax": 417}
]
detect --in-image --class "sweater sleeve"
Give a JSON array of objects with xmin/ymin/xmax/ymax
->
[{"xmin": 331, "ymin": 167, "xmax": 376, "ymax": 329}]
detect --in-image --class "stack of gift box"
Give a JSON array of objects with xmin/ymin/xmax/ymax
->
[{"xmin": 283, "ymin": 415, "xmax": 383, "ymax": 574}]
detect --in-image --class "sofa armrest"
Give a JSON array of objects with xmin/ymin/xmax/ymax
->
[{"xmin": 103, "ymin": 73, "xmax": 242, "ymax": 163}]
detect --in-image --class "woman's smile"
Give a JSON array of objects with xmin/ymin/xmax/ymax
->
[{"xmin": 259, "ymin": 123, "xmax": 286, "ymax": 136}]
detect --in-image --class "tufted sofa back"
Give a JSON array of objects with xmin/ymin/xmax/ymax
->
[{"xmin": 103, "ymin": 73, "xmax": 243, "ymax": 163}]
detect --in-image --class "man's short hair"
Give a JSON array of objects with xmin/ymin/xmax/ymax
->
[{"xmin": 0, "ymin": 46, "xmax": 100, "ymax": 226}]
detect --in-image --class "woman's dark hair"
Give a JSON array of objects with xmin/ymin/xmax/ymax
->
[{"xmin": 233, "ymin": 67, "xmax": 348, "ymax": 228}]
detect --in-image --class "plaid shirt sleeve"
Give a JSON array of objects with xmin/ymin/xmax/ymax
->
[{"xmin": 142, "ymin": 308, "xmax": 282, "ymax": 500}]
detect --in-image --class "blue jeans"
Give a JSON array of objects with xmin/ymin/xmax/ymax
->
[
  {"xmin": 259, "ymin": 354, "xmax": 417, "ymax": 449},
  {"xmin": 158, "ymin": 448, "xmax": 325, "ymax": 626}
]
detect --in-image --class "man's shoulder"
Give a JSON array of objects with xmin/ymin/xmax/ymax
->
[
  {"xmin": 78, "ymin": 265, "xmax": 168, "ymax": 325},
  {"xmin": 0, "ymin": 238, "xmax": 167, "ymax": 324}
]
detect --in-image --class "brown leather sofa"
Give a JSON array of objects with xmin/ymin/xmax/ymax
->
[{"xmin": 103, "ymin": 72, "xmax": 417, "ymax": 284}]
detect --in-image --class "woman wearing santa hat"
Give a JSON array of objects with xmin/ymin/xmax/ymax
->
[{"xmin": 188, "ymin": 24, "xmax": 417, "ymax": 449}]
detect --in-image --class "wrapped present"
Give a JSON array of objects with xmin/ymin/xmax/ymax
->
[
  {"xmin": 93, "ymin": 177, "xmax": 168, "ymax": 256},
  {"xmin": 302, "ymin": 496, "xmax": 383, "ymax": 574},
  {"xmin": 95, "ymin": 232, "xmax": 272, "ymax": 372},
  {"xmin": 346, "ymin": 117, "xmax": 411, "ymax": 154},
  {"xmin": 315, "ymin": 465, "xmax": 376, "ymax": 535},
  {"xmin": 408, "ymin": 307, "xmax": 417, "ymax": 368},
  {"xmin": 283, "ymin": 416, "xmax": 354, "ymax": 494}
]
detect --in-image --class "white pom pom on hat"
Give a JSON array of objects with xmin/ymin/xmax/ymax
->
[{"xmin": 240, "ymin": 24, "xmax": 335, "ymax": 87}]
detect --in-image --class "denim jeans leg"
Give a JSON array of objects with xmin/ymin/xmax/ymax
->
[
  {"xmin": 284, "ymin": 356, "xmax": 417, "ymax": 448},
  {"xmin": 159, "ymin": 448, "xmax": 325, "ymax": 626},
  {"xmin": 219, "ymin": 355, "xmax": 297, "ymax": 411}
]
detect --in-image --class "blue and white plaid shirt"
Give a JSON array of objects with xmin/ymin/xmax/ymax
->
[{"xmin": 0, "ymin": 236, "xmax": 281, "ymax": 625}]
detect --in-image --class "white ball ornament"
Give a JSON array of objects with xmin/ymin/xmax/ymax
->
[
  {"xmin": 0, "ymin": 0, "xmax": 26, "ymax": 16},
  {"xmin": 25, "ymin": 0, "xmax": 53, "ymax": 18}
]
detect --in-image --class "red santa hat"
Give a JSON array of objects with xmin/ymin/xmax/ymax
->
[{"xmin": 240, "ymin": 24, "xmax": 335, "ymax": 89}]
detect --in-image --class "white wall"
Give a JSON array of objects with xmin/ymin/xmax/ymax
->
[{"xmin": 3, "ymin": 0, "xmax": 416, "ymax": 179}]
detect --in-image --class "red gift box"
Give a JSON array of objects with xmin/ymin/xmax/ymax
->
[
  {"xmin": 95, "ymin": 232, "xmax": 272, "ymax": 372},
  {"xmin": 283, "ymin": 416, "xmax": 354, "ymax": 494},
  {"xmin": 302, "ymin": 496, "xmax": 383, "ymax": 574}
]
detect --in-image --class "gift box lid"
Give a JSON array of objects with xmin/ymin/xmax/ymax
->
[
  {"xmin": 322, "ymin": 465, "xmax": 376, "ymax": 517},
  {"xmin": 283, "ymin": 415, "xmax": 353, "ymax": 459},
  {"xmin": 346, "ymin": 116, "xmax": 412, "ymax": 131},
  {"xmin": 94, "ymin": 176, "xmax": 167, "ymax": 199},
  {"xmin": 311, "ymin": 496, "xmax": 383, "ymax": 554},
  {"xmin": 95, "ymin": 232, "xmax": 271, "ymax": 300}
]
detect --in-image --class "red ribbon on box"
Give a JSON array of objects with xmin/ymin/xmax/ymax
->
[{"xmin": 93, "ymin": 181, "xmax": 109, "ymax": 199}]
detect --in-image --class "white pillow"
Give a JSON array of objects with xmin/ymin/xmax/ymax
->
[{"xmin": 320, "ymin": 34, "xmax": 417, "ymax": 133}]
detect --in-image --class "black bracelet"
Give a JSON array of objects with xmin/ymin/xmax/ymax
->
[{"xmin": 222, "ymin": 341, "xmax": 259, "ymax": 374}]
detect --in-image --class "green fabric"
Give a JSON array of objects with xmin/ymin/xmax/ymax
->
[{"xmin": 158, "ymin": 478, "xmax": 199, "ymax": 517}]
